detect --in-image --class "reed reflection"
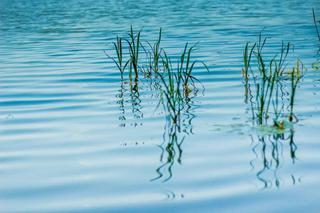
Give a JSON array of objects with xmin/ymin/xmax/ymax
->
[
  {"xmin": 116, "ymin": 78, "xmax": 143, "ymax": 127},
  {"xmin": 242, "ymin": 35, "xmax": 305, "ymax": 188},
  {"xmin": 151, "ymin": 98, "xmax": 196, "ymax": 182},
  {"xmin": 312, "ymin": 8, "xmax": 320, "ymax": 71},
  {"xmin": 250, "ymin": 128, "xmax": 299, "ymax": 189},
  {"xmin": 242, "ymin": 35, "xmax": 304, "ymax": 129},
  {"xmin": 107, "ymin": 27, "xmax": 208, "ymax": 182},
  {"xmin": 150, "ymin": 42, "xmax": 206, "ymax": 182}
]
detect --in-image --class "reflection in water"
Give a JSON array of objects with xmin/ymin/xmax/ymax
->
[
  {"xmin": 129, "ymin": 79, "xmax": 143, "ymax": 123},
  {"xmin": 152, "ymin": 93, "xmax": 197, "ymax": 182},
  {"xmin": 245, "ymin": 73, "xmax": 301, "ymax": 188},
  {"xmin": 116, "ymin": 79, "xmax": 143, "ymax": 127},
  {"xmin": 151, "ymin": 122, "xmax": 185, "ymax": 182},
  {"xmin": 241, "ymin": 37, "xmax": 304, "ymax": 188},
  {"xmin": 116, "ymin": 80, "xmax": 126, "ymax": 127},
  {"xmin": 250, "ymin": 128, "xmax": 300, "ymax": 189},
  {"xmin": 108, "ymin": 28, "xmax": 207, "ymax": 182}
]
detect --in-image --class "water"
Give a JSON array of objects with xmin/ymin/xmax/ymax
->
[{"xmin": 1, "ymin": 0, "xmax": 320, "ymax": 212}]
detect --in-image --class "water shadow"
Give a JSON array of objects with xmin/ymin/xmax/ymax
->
[
  {"xmin": 250, "ymin": 128, "xmax": 300, "ymax": 189},
  {"xmin": 116, "ymin": 78, "xmax": 143, "ymax": 128}
]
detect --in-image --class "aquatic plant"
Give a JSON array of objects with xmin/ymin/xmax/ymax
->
[
  {"xmin": 105, "ymin": 26, "xmax": 143, "ymax": 80},
  {"xmin": 313, "ymin": 8, "xmax": 320, "ymax": 42},
  {"xmin": 152, "ymin": 89, "xmax": 196, "ymax": 182},
  {"xmin": 242, "ymin": 42, "xmax": 256, "ymax": 103},
  {"xmin": 177, "ymin": 43, "xmax": 208, "ymax": 97},
  {"xmin": 107, "ymin": 27, "xmax": 208, "ymax": 82},
  {"xmin": 105, "ymin": 36, "xmax": 128, "ymax": 79},
  {"xmin": 288, "ymin": 60, "xmax": 303, "ymax": 122},
  {"xmin": 242, "ymin": 35, "xmax": 303, "ymax": 128},
  {"xmin": 152, "ymin": 42, "xmax": 207, "ymax": 182},
  {"xmin": 107, "ymin": 29, "xmax": 207, "ymax": 182},
  {"xmin": 312, "ymin": 9, "xmax": 320, "ymax": 71},
  {"xmin": 156, "ymin": 43, "xmax": 207, "ymax": 124},
  {"xmin": 157, "ymin": 56, "xmax": 184, "ymax": 125},
  {"xmin": 143, "ymin": 28, "xmax": 162, "ymax": 76},
  {"xmin": 127, "ymin": 26, "xmax": 142, "ymax": 80}
]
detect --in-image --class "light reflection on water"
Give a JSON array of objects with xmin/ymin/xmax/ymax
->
[{"xmin": 0, "ymin": 0, "xmax": 320, "ymax": 212}]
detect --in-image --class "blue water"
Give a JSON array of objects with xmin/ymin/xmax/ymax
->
[{"xmin": 1, "ymin": 0, "xmax": 320, "ymax": 212}]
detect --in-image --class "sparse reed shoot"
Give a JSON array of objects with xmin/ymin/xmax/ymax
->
[
  {"xmin": 127, "ymin": 26, "xmax": 142, "ymax": 80},
  {"xmin": 313, "ymin": 8, "xmax": 320, "ymax": 42},
  {"xmin": 242, "ymin": 35, "xmax": 304, "ymax": 128},
  {"xmin": 288, "ymin": 59, "xmax": 303, "ymax": 122},
  {"xmin": 105, "ymin": 36, "xmax": 128, "ymax": 79}
]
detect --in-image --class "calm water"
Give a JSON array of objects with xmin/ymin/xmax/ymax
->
[{"xmin": 1, "ymin": 0, "xmax": 320, "ymax": 212}]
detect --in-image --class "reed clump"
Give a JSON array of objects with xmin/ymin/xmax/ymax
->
[
  {"xmin": 104, "ymin": 36, "xmax": 128, "ymax": 79},
  {"xmin": 242, "ymin": 35, "xmax": 304, "ymax": 128},
  {"xmin": 127, "ymin": 26, "xmax": 141, "ymax": 80},
  {"xmin": 106, "ymin": 28, "xmax": 208, "ymax": 182},
  {"xmin": 106, "ymin": 26, "xmax": 163, "ymax": 80},
  {"xmin": 107, "ymin": 27, "xmax": 209, "ymax": 124},
  {"xmin": 156, "ymin": 43, "xmax": 208, "ymax": 125},
  {"xmin": 312, "ymin": 9, "xmax": 320, "ymax": 71},
  {"xmin": 313, "ymin": 8, "xmax": 320, "ymax": 42},
  {"xmin": 142, "ymin": 28, "xmax": 162, "ymax": 77}
]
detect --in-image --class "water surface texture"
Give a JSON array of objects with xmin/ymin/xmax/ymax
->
[{"xmin": 1, "ymin": 0, "xmax": 320, "ymax": 212}]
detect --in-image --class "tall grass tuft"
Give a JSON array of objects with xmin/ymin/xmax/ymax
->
[
  {"xmin": 157, "ymin": 57, "xmax": 184, "ymax": 125},
  {"xmin": 127, "ymin": 26, "xmax": 142, "ymax": 80},
  {"xmin": 313, "ymin": 8, "xmax": 320, "ymax": 42},
  {"xmin": 177, "ymin": 43, "xmax": 208, "ymax": 97},
  {"xmin": 156, "ymin": 43, "xmax": 208, "ymax": 124},
  {"xmin": 242, "ymin": 35, "xmax": 303, "ymax": 128},
  {"xmin": 147, "ymin": 28, "xmax": 162, "ymax": 74},
  {"xmin": 105, "ymin": 36, "xmax": 128, "ymax": 79},
  {"xmin": 288, "ymin": 60, "xmax": 303, "ymax": 122},
  {"xmin": 242, "ymin": 42, "xmax": 256, "ymax": 103}
]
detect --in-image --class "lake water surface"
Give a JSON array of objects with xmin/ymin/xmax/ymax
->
[{"xmin": 1, "ymin": 0, "xmax": 320, "ymax": 212}]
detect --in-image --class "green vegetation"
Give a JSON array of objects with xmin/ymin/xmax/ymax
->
[
  {"xmin": 107, "ymin": 27, "xmax": 208, "ymax": 181},
  {"xmin": 157, "ymin": 43, "xmax": 207, "ymax": 124},
  {"xmin": 127, "ymin": 26, "xmax": 141, "ymax": 80},
  {"xmin": 143, "ymin": 28, "xmax": 162, "ymax": 76},
  {"xmin": 242, "ymin": 35, "xmax": 304, "ymax": 128},
  {"xmin": 107, "ymin": 26, "xmax": 208, "ymax": 124},
  {"xmin": 312, "ymin": 8, "xmax": 320, "ymax": 71},
  {"xmin": 107, "ymin": 27, "xmax": 312, "ymax": 183},
  {"xmin": 313, "ymin": 8, "xmax": 320, "ymax": 42},
  {"xmin": 104, "ymin": 36, "xmax": 128, "ymax": 79}
]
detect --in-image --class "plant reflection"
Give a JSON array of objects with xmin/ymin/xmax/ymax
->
[
  {"xmin": 151, "ymin": 98, "xmax": 195, "ymax": 182},
  {"xmin": 150, "ymin": 44, "xmax": 206, "ymax": 182},
  {"xmin": 241, "ymin": 35, "xmax": 305, "ymax": 188},
  {"xmin": 250, "ymin": 128, "xmax": 300, "ymax": 189},
  {"xmin": 116, "ymin": 78, "xmax": 143, "ymax": 128}
]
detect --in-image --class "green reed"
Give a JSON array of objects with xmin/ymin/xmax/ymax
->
[
  {"xmin": 106, "ymin": 27, "xmax": 208, "ymax": 127},
  {"xmin": 313, "ymin": 8, "xmax": 320, "ymax": 42},
  {"xmin": 242, "ymin": 35, "xmax": 301, "ymax": 127},
  {"xmin": 105, "ymin": 36, "xmax": 128, "ymax": 79},
  {"xmin": 146, "ymin": 28, "xmax": 162, "ymax": 74},
  {"xmin": 177, "ymin": 43, "xmax": 208, "ymax": 97},
  {"xmin": 156, "ymin": 43, "xmax": 208, "ymax": 124},
  {"xmin": 242, "ymin": 42, "xmax": 256, "ymax": 103},
  {"xmin": 288, "ymin": 60, "xmax": 303, "ymax": 122},
  {"xmin": 157, "ymin": 52, "xmax": 184, "ymax": 125},
  {"xmin": 127, "ymin": 26, "xmax": 142, "ymax": 80}
]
